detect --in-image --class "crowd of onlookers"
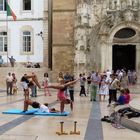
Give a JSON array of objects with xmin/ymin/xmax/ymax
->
[
  {"xmin": 78, "ymin": 68, "xmax": 137, "ymax": 106},
  {"xmin": 5, "ymin": 69, "xmax": 137, "ymax": 107}
]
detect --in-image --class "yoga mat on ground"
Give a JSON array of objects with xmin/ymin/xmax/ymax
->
[
  {"xmin": 34, "ymin": 111, "xmax": 70, "ymax": 116},
  {"xmin": 2, "ymin": 109, "xmax": 38, "ymax": 115},
  {"xmin": 2, "ymin": 109, "xmax": 70, "ymax": 116}
]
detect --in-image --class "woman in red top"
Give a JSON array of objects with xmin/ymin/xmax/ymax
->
[
  {"xmin": 124, "ymin": 88, "xmax": 131, "ymax": 104},
  {"xmin": 47, "ymin": 78, "xmax": 79, "ymax": 113}
]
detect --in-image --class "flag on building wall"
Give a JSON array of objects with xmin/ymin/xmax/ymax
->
[{"xmin": 6, "ymin": 2, "xmax": 16, "ymax": 21}]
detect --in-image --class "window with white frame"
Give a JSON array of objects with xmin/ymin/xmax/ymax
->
[
  {"xmin": 23, "ymin": 31, "xmax": 31, "ymax": 52},
  {"xmin": 23, "ymin": 0, "xmax": 31, "ymax": 10},
  {"xmin": 0, "ymin": 0, "xmax": 6, "ymax": 11},
  {"xmin": 0, "ymin": 32, "xmax": 7, "ymax": 52}
]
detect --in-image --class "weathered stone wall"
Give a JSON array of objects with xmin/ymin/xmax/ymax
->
[{"xmin": 52, "ymin": 0, "xmax": 76, "ymax": 75}]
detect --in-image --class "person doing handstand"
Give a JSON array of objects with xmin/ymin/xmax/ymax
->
[
  {"xmin": 23, "ymin": 99, "xmax": 59, "ymax": 113},
  {"xmin": 21, "ymin": 73, "xmax": 41, "ymax": 100},
  {"xmin": 47, "ymin": 78, "xmax": 79, "ymax": 113}
]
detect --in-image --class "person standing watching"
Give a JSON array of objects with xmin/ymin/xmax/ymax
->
[
  {"xmin": 79, "ymin": 73, "xmax": 86, "ymax": 97},
  {"xmin": 68, "ymin": 75, "xmax": 75, "ymax": 102},
  {"xmin": 90, "ymin": 72, "xmax": 101, "ymax": 101},
  {"xmin": 8, "ymin": 56, "xmax": 16, "ymax": 67},
  {"xmin": 108, "ymin": 74, "xmax": 120, "ymax": 107},
  {"xmin": 0, "ymin": 55, "xmax": 3, "ymax": 67},
  {"xmin": 86, "ymin": 73, "xmax": 91, "ymax": 94},
  {"xmin": 12, "ymin": 73, "xmax": 17, "ymax": 95},
  {"xmin": 6, "ymin": 73, "xmax": 13, "ymax": 95}
]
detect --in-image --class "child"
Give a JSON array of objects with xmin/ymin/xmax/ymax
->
[{"xmin": 42, "ymin": 73, "xmax": 51, "ymax": 96}]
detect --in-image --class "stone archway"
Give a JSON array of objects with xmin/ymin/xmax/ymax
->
[
  {"xmin": 108, "ymin": 22, "xmax": 140, "ymax": 70},
  {"xmin": 102, "ymin": 22, "xmax": 140, "ymax": 72}
]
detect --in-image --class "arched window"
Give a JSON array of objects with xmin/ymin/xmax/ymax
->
[
  {"xmin": 114, "ymin": 28, "xmax": 136, "ymax": 39},
  {"xmin": 0, "ymin": 32, "xmax": 7, "ymax": 52},
  {"xmin": 23, "ymin": 31, "xmax": 31, "ymax": 52}
]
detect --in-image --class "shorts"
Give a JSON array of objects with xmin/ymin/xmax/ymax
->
[
  {"xmin": 32, "ymin": 102, "xmax": 40, "ymax": 108},
  {"xmin": 21, "ymin": 82, "xmax": 28, "ymax": 90}
]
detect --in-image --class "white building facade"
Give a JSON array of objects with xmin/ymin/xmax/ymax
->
[{"xmin": 0, "ymin": 0, "xmax": 44, "ymax": 64}]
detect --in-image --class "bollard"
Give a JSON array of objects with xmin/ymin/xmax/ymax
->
[
  {"xmin": 70, "ymin": 121, "xmax": 80, "ymax": 135},
  {"xmin": 56, "ymin": 121, "xmax": 68, "ymax": 135}
]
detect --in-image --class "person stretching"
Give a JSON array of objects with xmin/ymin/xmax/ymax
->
[
  {"xmin": 47, "ymin": 78, "xmax": 79, "ymax": 113},
  {"xmin": 23, "ymin": 99, "xmax": 59, "ymax": 113}
]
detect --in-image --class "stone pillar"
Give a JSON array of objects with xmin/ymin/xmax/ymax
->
[
  {"xmin": 100, "ymin": 43, "xmax": 105, "ymax": 72},
  {"xmin": 116, "ymin": 0, "xmax": 120, "ymax": 10},
  {"xmin": 136, "ymin": 45, "xmax": 140, "ymax": 72},
  {"xmin": 108, "ymin": 43, "xmax": 112, "ymax": 71},
  {"xmin": 106, "ymin": 0, "xmax": 110, "ymax": 9},
  {"xmin": 43, "ymin": 0, "xmax": 48, "ymax": 68}
]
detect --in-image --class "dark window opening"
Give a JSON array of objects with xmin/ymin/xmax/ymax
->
[
  {"xmin": 23, "ymin": 0, "xmax": 31, "ymax": 10},
  {"xmin": 112, "ymin": 45, "xmax": 136, "ymax": 72}
]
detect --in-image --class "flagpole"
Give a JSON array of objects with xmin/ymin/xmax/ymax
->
[
  {"xmin": 48, "ymin": 0, "xmax": 53, "ymax": 70},
  {"xmin": 5, "ymin": 0, "xmax": 17, "ymax": 67},
  {"xmin": 6, "ymin": 1, "xmax": 9, "ymax": 66}
]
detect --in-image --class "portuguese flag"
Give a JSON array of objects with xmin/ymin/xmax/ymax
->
[{"xmin": 6, "ymin": 2, "xmax": 16, "ymax": 21}]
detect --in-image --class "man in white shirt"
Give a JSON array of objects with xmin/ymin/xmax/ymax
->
[
  {"xmin": 108, "ymin": 74, "xmax": 120, "ymax": 107},
  {"xmin": 106, "ymin": 69, "xmax": 112, "ymax": 81},
  {"xmin": 23, "ymin": 99, "xmax": 59, "ymax": 113},
  {"xmin": 6, "ymin": 73, "xmax": 13, "ymax": 95}
]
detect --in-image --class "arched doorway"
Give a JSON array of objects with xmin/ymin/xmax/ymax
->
[{"xmin": 112, "ymin": 44, "xmax": 136, "ymax": 71}]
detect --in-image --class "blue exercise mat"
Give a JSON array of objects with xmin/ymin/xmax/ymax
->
[
  {"xmin": 2, "ymin": 109, "xmax": 38, "ymax": 115},
  {"xmin": 2, "ymin": 109, "xmax": 70, "ymax": 116},
  {"xmin": 34, "ymin": 111, "xmax": 70, "ymax": 116}
]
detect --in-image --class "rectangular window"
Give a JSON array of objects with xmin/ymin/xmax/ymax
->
[
  {"xmin": 23, "ymin": 31, "xmax": 31, "ymax": 52},
  {"xmin": 23, "ymin": 0, "xmax": 31, "ymax": 10},
  {"xmin": 0, "ymin": 0, "xmax": 6, "ymax": 11},
  {"xmin": 0, "ymin": 32, "xmax": 7, "ymax": 52}
]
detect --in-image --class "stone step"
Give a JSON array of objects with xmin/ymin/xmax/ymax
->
[
  {"xmin": 129, "ymin": 98, "xmax": 140, "ymax": 113},
  {"xmin": 121, "ymin": 117, "xmax": 140, "ymax": 132},
  {"xmin": 120, "ymin": 99, "xmax": 140, "ymax": 132},
  {"xmin": 0, "ymin": 66, "xmax": 48, "ymax": 89}
]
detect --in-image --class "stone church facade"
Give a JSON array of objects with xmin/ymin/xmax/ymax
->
[
  {"xmin": 45, "ymin": 0, "xmax": 140, "ymax": 75},
  {"xmin": 75, "ymin": 0, "xmax": 140, "ymax": 73}
]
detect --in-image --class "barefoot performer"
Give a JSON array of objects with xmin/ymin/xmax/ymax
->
[
  {"xmin": 21, "ymin": 73, "xmax": 41, "ymax": 100},
  {"xmin": 47, "ymin": 78, "xmax": 79, "ymax": 113},
  {"xmin": 23, "ymin": 99, "xmax": 59, "ymax": 113}
]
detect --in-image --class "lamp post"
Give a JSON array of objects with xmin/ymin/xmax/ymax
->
[{"xmin": 48, "ymin": 0, "xmax": 53, "ymax": 70}]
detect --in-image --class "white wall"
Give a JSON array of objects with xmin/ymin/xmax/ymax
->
[
  {"xmin": 0, "ymin": 0, "xmax": 44, "ymax": 19},
  {"xmin": 0, "ymin": 0, "xmax": 44, "ymax": 63}
]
